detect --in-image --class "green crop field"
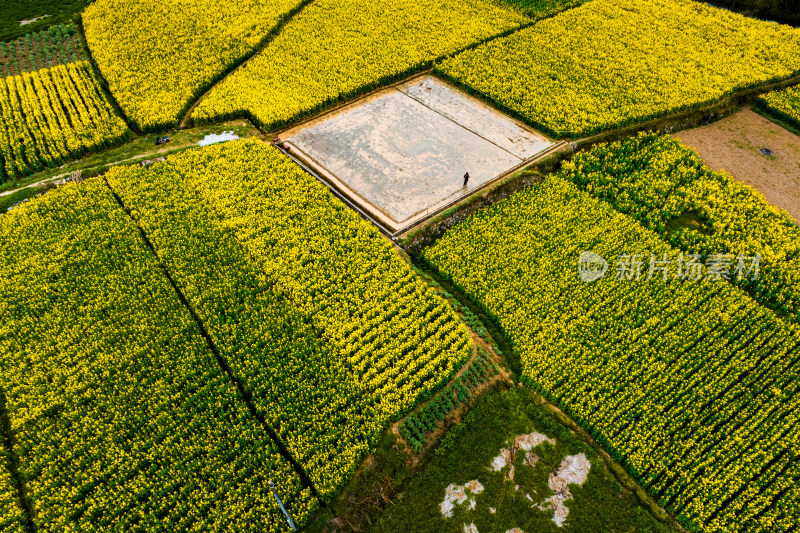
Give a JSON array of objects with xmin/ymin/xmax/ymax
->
[{"xmin": 0, "ymin": 24, "xmax": 84, "ymax": 77}]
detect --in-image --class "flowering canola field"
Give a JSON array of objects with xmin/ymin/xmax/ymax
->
[
  {"xmin": 558, "ymin": 133, "xmax": 800, "ymax": 323},
  {"xmin": 0, "ymin": 445, "xmax": 25, "ymax": 533},
  {"xmin": 0, "ymin": 180, "xmax": 317, "ymax": 531},
  {"xmin": 422, "ymin": 177, "xmax": 800, "ymax": 532},
  {"xmin": 82, "ymin": 0, "xmax": 306, "ymax": 131},
  {"xmin": 756, "ymin": 84, "xmax": 800, "ymax": 130},
  {"xmin": 105, "ymin": 140, "xmax": 473, "ymax": 501},
  {"xmin": 191, "ymin": 0, "xmax": 527, "ymax": 130},
  {"xmin": 0, "ymin": 61, "xmax": 129, "ymax": 183},
  {"xmin": 436, "ymin": 0, "xmax": 800, "ymax": 138}
]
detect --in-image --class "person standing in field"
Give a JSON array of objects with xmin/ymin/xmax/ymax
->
[{"xmin": 463, "ymin": 172, "xmax": 470, "ymax": 188}]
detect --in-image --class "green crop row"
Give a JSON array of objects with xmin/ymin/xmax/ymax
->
[
  {"xmin": 0, "ymin": 24, "xmax": 83, "ymax": 78},
  {"xmin": 422, "ymin": 175, "xmax": 800, "ymax": 532},
  {"xmin": 400, "ymin": 348, "xmax": 500, "ymax": 452}
]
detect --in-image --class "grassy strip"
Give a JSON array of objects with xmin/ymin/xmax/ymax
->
[
  {"xmin": 0, "ymin": 122, "xmax": 257, "ymax": 194},
  {"xmin": 374, "ymin": 387, "xmax": 677, "ymax": 532},
  {"xmin": 0, "ymin": 187, "xmax": 44, "ymax": 213},
  {"xmin": 0, "ymin": 1, "xmax": 88, "ymax": 42},
  {"xmin": 753, "ymin": 92, "xmax": 800, "ymax": 134}
]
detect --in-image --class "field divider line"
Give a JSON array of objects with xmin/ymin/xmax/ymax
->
[
  {"xmin": 393, "ymin": 86, "xmax": 526, "ymax": 161},
  {"xmin": 100, "ymin": 176, "xmax": 323, "ymax": 503},
  {"xmin": 178, "ymin": 0, "xmax": 319, "ymax": 129},
  {"xmin": 73, "ymin": 17, "xmax": 137, "ymax": 134},
  {"xmin": 0, "ymin": 389, "xmax": 37, "ymax": 533}
]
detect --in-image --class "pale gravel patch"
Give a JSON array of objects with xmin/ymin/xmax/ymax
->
[
  {"xmin": 441, "ymin": 481, "xmax": 484, "ymax": 518},
  {"xmin": 20, "ymin": 15, "xmax": 49, "ymax": 25},
  {"xmin": 537, "ymin": 453, "xmax": 592, "ymax": 527}
]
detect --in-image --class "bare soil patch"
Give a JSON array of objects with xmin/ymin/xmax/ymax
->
[
  {"xmin": 674, "ymin": 107, "xmax": 800, "ymax": 223},
  {"xmin": 280, "ymin": 75, "xmax": 553, "ymax": 233}
]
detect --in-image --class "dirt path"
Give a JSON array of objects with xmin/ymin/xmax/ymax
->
[
  {"xmin": 0, "ymin": 150, "xmax": 170, "ymax": 198},
  {"xmin": 674, "ymin": 107, "xmax": 800, "ymax": 223}
]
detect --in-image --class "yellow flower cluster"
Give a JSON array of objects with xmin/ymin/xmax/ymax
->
[
  {"xmin": 422, "ymin": 176, "xmax": 800, "ymax": 533},
  {"xmin": 0, "ymin": 445, "xmax": 25, "ymax": 533},
  {"xmin": 436, "ymin": 0, "xmax": 800, "ymax": 138},
  {"xmin": 105, "ymin": 139, "xmax": 474, "ymax": 502},
  {"xmin": 0, "ymin": 61, "xmax": 129, "ymax": 183},
  {"xmin": 0, "ymin": 180, "xmax": 317, "ymax": 532},
  {"xmin": 191, "ymin": 0, "xmax": 527, "ymax": 130},
  {"xmin": 757, "ymin": 84, "xmax": 800, "ymax": 130},
  {"xmin": 82, "ymin": 0, "xmax": 305, "ymax": 131},
  {"xmin": 558, "ymin": 132, "xmax": 800, "ymax": 321}
]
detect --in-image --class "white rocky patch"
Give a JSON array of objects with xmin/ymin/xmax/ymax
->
[
  {"xmin": 491, "ymin": 432, "xmax": 554, "ymax": 481},
  {"xmin": 537, "ymin": 453, "xmax": 592, "ymax": 527},
  {"xmin": 491, "ymin": 447, "xmax": 512, "ymax": 471},
  {"xmin": 515, "ymin": 432, "xmax": 555, "ymax": 451},
  {"xmin": 440, "ymin": 480, "xmax": 484, "ymax": 518},
  {"xmin": 442, "ymin": 432, "xmax": 590, "ymax": 530}
]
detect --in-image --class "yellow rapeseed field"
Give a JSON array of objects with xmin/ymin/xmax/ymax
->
[
  {"xmin": 82, "ymin": 0, "xmax": 306, "ymax": 131},
  {"xmin": 0, "ymin": 446, "xmax": 25, "ymax": 533},
  {"xmin": 105, "ymin": 139, "xmax": 474, "ymax": 501},
  {"xmin": 0, "ymin": 61, "xmax": 129, "ymax": 183},
  {"xmin": 0, "ymin": 179, "xmax": 317, "ymax": 531},
  {"xmin": 423, "ymin": 175, "xmax": 800, "ymax": 533},
  {"xmin": 436, "ymin": 0, "xmax": 800, "ymax": 138},
  {"xmin": 757, "ymin": 84, "xmax": 800, "ymax": 130},
  {"xmin": 559, "ymin": 132, "xmax": 800, "ymax": 322},
  {"xmin": 191, "ymin": 0, "xmax": 528, "ymax": 130}
]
